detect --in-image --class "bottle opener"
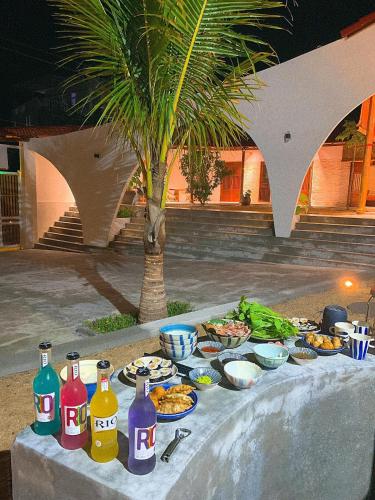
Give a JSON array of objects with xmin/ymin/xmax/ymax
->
[{"xmin": 161, "ymin": 428, "xmax": 191, "ymax": 463}]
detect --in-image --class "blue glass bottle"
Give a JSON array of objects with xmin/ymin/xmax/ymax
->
[{"xmin": 33, "ymin": 341, "xmax": 61, "ymax": 435}]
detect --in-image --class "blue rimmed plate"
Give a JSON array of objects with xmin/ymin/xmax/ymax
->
[
  {"xmin": 152, "ymin": 383, "xmax": 198, "ymax": 421},
  {"xmin": 301, "ymin": 334, "xmax": 347, "ymax": 355}
]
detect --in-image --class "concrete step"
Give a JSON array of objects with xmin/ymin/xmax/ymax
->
[
  {"xmin": 50, "ymin": 225, "xmax": 83, "ymax": 237},
  {"xmin": 38, "ymin": 237, "xmax": 85, "ymax": 251},
  {"xmin": 166, "ymin": 216, "xmax": 273, "ymax": 228},
  {"xmin": 45, "ymin": 231, "xmax": 84, "ymax": 243},
  {"xmin": 64, "ymin": 211, "xmax": 80, "ymax": 217},
  {"xmin": 260, "ymin": 252, "xmax": 375, "ymax": 269},
  {"xmin": 69, "ymin": 206, "xmax": 78, "ymax": 212},
  {"xmin": 292, "ymin": 229, "xmax": 375, "ymax": 244},
  {"xmin": 54, "ymin": 220, "xmax": 83, "ymax": 231},
  {"xmin": 60, "ymin": 216, "xmax": 81, "ymax": 224},
  {"xmin": 300, "ymin": 215, "xmax": 375, "ymax": 226},
  {"xmin": 34, "ymin": 242, "xmax": 86, "ymax": 253},
  {"xmin": 166, "ymin": 210, "xmax": 273, "ymax": 222},
  {"xmin": 295, "ymin": 222, "xmax": 375, "ymax": 235}
]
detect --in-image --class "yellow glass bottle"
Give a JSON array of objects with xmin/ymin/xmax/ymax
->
[{"xmin": 90, "ymin": 360, "xmax": 119, "ymax": 462}]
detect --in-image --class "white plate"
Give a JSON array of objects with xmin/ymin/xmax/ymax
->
[{"xmin": 60, "ymin": 359, "xmax": 114, "ymax": 384}]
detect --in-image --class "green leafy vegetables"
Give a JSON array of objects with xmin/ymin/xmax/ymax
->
[{"xmin": 227, "ymin": 298, "xmax": 298, "ymax": 340}]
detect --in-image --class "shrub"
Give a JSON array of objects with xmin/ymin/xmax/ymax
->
[
  {"xmin": 117, "ymin": 206, "xmax": 133, "ymax": 218},
  {"xmin": 167, "ymin": 301, "xmax": 193, "ymax": 317},
  {"xmin": 85, "ymin": 313, "xmax": 137, "ymax": 333}
]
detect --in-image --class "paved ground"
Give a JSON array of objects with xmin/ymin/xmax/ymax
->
[{"xmin": 1, "ymin": 249, "xmax": 373, "ymax": 373}]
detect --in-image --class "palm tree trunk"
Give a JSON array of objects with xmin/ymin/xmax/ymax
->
[{"xmin": 138, "ymin": 163, "xmax": 168, "ymax": 323}]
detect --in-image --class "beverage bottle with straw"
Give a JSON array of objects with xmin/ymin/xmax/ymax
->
[
  {"xmin": 61, "ymin": 352, "xmax": 88, "ymax": 450},
  {"xmin": 128, "ymin": 367, "xmax": 156, "ymax": 475},
  {"xmin": 33, "ymin": 341, "xmax": 61, "ymax": 435},
  {"xmin": 90, "ymin": 360, "xmax": 119, "ymax": 462}
]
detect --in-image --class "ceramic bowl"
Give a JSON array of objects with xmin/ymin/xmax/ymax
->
[
  {"xmin": 197, "ymin": 341, "xmax": 225, "ymax": 359},
  {"xmin": 189, "ymin": 367, "xmax": 222, "ymax": 391},
  {"xmin": 203, "ymin": 321, "xmax": 251, "ymax": 349},
  {"xmin": 60, "ymin": 359, "xmax": 114, "ymax": 403},
  {"xmin": 289, "ymin": 347, "xmax": 318, "ymax": 365},
  {"xmin": 159, "ymin": 334, "xmax": 197, "ymax": 347},
  {"xmin": 160, "ymin": 324, "xmax": 197, "ymax": 344},
  {"xmin": 224, "ymin": 361, "xmax": 263, "ymax": 389},
  {"xmin": 301, "ymin": 334, "xmax": 347, "ymax": 355},
  {"xmin": 217, "ymin": 352, "xmax": 247, "ymax": 366},
  {"xmin": 160, "ymin": 342, "xmax": 196, "ymax": 361},
  {"xmin": 252, "ymin": 344, "xmax": 289, "ymax": 369}
]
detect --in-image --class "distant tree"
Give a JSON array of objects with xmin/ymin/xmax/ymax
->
[
  {"xmin": 180, "ymin": 151, "xmax": 229, "ymax": 205},
  {"xmin": 335, "ymin": 120, "xmax": 365, "ymax": 145}
]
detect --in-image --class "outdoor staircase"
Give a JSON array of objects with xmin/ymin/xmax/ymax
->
[
  {"xmin": 34, "ymin": 206, "xmax": 86, "ymax": 253},
  {"xmin": 111, "ymin": 208, "xmax": 375, "ymax": 269}
]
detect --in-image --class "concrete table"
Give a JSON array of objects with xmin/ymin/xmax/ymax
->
[{"xmin": 12, "ymin": 342, "xmax": 375, "ymax": 500}]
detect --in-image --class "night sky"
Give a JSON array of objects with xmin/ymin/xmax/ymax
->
[{"xmin": 0, "ymin": 0, "xmax": 374, "ymax": 125}]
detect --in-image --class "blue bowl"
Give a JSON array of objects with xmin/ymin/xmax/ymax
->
[
  {"xmin": 153, "ymin": 383, "xmax": 198, "ymax": 421},
  {"xmin": 301, "ymin": 334, "xmax": 347, "ymax": 356},
  {"xmin": 160, "ymin": 324, "xmax": 197, "ymax": 344},
  {"xmin": 60, "ymin": 360, "xmax": 114, "ymax": 403},
  {"xmin": 218, "ymin": 352, "xmax": 247, "ymax": 366},
  {"xmin": 159, "ymin": 334, "xmax": 197, "ymax": 346},
  {"xmin": 189, "ymin": 367, "xmax": 222, "ymax": 390},
  {"xmin": 161, "ymin": 342, "xmax": 196, "ymax": 361}
]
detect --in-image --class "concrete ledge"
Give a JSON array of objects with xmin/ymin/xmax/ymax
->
[{"xmin": 0, "ymin": 301, "xmax": 241, "ymax": 377}]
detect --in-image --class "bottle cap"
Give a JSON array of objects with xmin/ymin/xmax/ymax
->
[
  {"xmin": 97, "ymin": 360, "xmax": 110, "ymax": 370},
  {"xmin": 39, "ymin": 341, "xmax": 52, "ymax": 350},
  {"xmin": 136, "ymin": 367, "xmax": 150, "ymax": 377},
  {"xmin": 66, "ymin": 351, "xmax": 80, "ymax": 360}
]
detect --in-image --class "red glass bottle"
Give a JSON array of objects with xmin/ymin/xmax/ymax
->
[{"xmin": 60, "ymin": 352, "xmax": 88, "ymax": 450}]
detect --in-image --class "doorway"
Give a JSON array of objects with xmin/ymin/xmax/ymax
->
[
  {"xmin": 220, "ymin": 162, "xmax": 242, "ymax": 202},
  {"xmin": 258, "ymin": 162, "xmax": 271, "ymax": 202}
]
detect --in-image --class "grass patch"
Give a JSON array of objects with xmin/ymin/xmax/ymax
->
[
  {"xmin": 167, "ymin": 300, "xmax": 193, "ymax": 317},
  {"xmin": 85, "ymin": 313, "xmax": 137, "ymax": 334},
  {"xmin": 85, "ymin": 301, "xmax": 193, "ymax": 333},
  {"xmin": 117, "ymin": 206, "xmax": 133, "ymax": 218}
]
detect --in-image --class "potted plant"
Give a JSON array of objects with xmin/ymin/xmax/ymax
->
[{"xmin": 241, "ymin": 189, "xmax": 252, "ymax": 206}]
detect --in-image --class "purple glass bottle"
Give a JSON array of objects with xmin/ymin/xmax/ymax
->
[{"xmin": 128, "ymin": 367, "xmax": 156, "ymax": 475}]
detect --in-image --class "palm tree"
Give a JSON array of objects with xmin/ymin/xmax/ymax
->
[{"xmin": 51, "ymin": 0, "xmax": 284, "ymax": 323}]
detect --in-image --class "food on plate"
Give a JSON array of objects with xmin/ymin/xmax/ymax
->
[
  {"xmin": 305, "ymin": 333, "xmax": 343, "ymax": 350},
  {"xmin": 165, "ymin": 384, "xmax": 192, "ymax": 395},
  {"xmin": 150, "ymin": 384, "xmax": 194, "ymax": 414},
  {"xmin": 208, "ymin": 321, "xmax": 250, "ymax": 337},
  {"xmin": 195, "ymin": 375, "xmax": 213, "ymax": 385},
  {"xmin": 125, "ymin": 356, "xmax": 175, "ymax": 384},
  {"xmin": 226, "ymin": 298, "xmax": 298, "ymax": 340}
]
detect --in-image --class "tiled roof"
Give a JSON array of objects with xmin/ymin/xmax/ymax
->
[{"xmin": 0, "ymin": 125, "xmax": 87, "ymax": 142}]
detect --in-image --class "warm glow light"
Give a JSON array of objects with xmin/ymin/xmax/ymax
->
[
  {"xmin": 344, "ymin": 280, "xmax": 353, "ymax": 288},
  {"xmin": 339, "ymin": 277, "xmax": 359, "ymax": 292}
]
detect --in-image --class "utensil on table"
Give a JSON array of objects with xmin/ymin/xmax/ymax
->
[{"xmin": 161, "ymin": 428, "xmax": 191, "ymax": 463}]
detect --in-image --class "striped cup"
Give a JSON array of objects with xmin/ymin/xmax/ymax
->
[
  {"xmin": 352, "ymin": 321, "xmax": 371, "ymax": 335},
  {"xmin": 348, "ymin": 333, "xmax": 374, "ymax": 360}
]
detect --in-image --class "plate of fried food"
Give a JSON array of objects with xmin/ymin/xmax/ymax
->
[
  {"xmin": 150, "ymin": 384, "xmax": 198, "ymax": 421},
  {"xmin": 302, "ymin": 332, "xmax": 347, "ymax": 355}
]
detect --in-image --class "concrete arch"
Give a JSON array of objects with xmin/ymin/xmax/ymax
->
[
  {"xmin": 23, "ymin": 125, "xmax": 137, "ymax": 247},
  {"xmin": 237, "ymin": 22, "xmax": 375, "ymax": 236}
]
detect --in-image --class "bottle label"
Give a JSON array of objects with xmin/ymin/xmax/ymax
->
[
  {"xmin": 64, "ymin": 402, "xmax": 87, "ymax": 435},
  {"xmin": 34, "ymin": 392, "xmax": 55, "ymax": 422},
  {"xmin": 144, "ymin": 380, "xmax": 149, "ymax": 397},
  {"xmin": 93, "ymin": 412, "xmax": 118, "ymax": 433},
  {"xmin": 72, "ymin": 363, "xmax": 79, "ymax": 380},
  {"xmin": 134, "ymin": 424, "xmax": 156, "ymax": 460},
  {"xmin": 100, "ymin": 378, "xmax": 109, "ymax": 392},
  {"xmin": 40, "ymin": 352, "xmax": 48, "ymax": 368}
]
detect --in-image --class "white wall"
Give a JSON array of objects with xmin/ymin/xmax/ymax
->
[
  {"xmin": 24, "ymin": 126, "xmax": 137, "ymax": 247},
  {"xmin": 34, "ymin": 152, "xmax": 75, "ymax": 239},
  {"xmin": 237, "ymin": 23, "xmax": 375, "ymax": 236}
]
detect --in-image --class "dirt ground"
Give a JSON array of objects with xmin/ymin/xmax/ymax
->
[{"xmin": 1, "ymin": 278, "xmax": 373, "ymax": 454}]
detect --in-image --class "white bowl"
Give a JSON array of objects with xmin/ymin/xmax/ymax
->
[
  {"xmin": 160, "ymin": 324, "xmax": 197, "ymax": 344},
  {"xmin": 224, "ymin": 361, "xmax": 263, "ymax": 389}
]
